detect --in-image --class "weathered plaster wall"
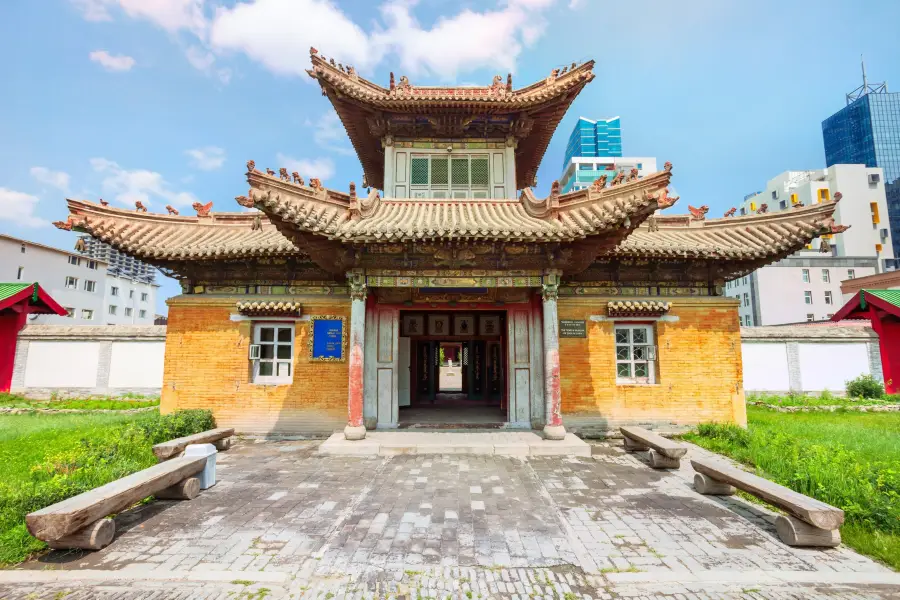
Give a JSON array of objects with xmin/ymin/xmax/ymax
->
[
  {"xmin": 161, "ymin": 296, "xmax": 350, "ymax": 436},
  {"xmin": 557, "ymin": 296, "xmax": 745, "ymax": 436}
]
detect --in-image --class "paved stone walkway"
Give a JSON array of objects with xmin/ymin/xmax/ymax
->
[{"xmin": 1, "ymin": 439, "xmax": 897, "ymax": 599}]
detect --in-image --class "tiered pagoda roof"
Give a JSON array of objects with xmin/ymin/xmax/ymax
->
[{"xmin": 306, "ymin": 48, "xmax": 595, "ymax": 190}]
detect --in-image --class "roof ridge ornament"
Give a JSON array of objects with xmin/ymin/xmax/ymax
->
[
  {"xmin": 688, "ymin": 204, "xmax": 709, "ymax": 221},
  {"xmin": 724, "ymin": 207, "xmax": 736, "ymax": 217},
  {"xmin": 135, "ymin": 201, "xmax": 147, "ymax": 212},
  {"xmin": 166, "ymin": 205, "xmax": 179, "ymax": 215},
  {"xmin": 193, "ymin": 201, "xmax": 213, "ymax": 217}
]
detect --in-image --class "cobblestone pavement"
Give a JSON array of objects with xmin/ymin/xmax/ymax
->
[{"xmin": 1, "ymin": 439, "xmax": 897, "ymax": 599}]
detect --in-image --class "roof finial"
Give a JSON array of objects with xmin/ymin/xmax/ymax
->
[
  {"xmin": 506, "ymin": 73, "xmax": 512, "ymax": 92},
  {"xmin": 389, "ymin": 71, "xmax": 395, "ymax": 92},
  {"xmin": 310, "ymin": 47, "xmax": 318, "ymax": 56}
]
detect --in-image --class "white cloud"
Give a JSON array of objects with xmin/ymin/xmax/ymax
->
[
  {"xmin": 185, "ymin": 146, "xmax": 226, "ymax": 171},
  {"xmin": 0, "ymin": 188, "xmax": 47, "ymax": 228},
  {"xmin": 568, "ymin": 0, "xmax": 586, "ymax": 8},
  {"xmin": 210, "ymin": 0, "xmax": 378, "ymax": 76},
  {"xmin": 275, "ymin": 153, "xmax": 336, "ymax": 182},
  {"xmin": 309, "ymin": 111, "xmax": 354, "ymax": 156},
  {"xmin": 90, "ymin": 157, "xmax": 199, "ymax": 208},
  {"xmin": 72, "ymin": 0, "xmax": 206, "ymax": 35},
  {"xmin": 89, "ymin": 50, "xmax": 136, "ymax": 72},
  {"xmin": 185, "ymin": 45, "xmax": 233, "ymax": 84},
  {"xmin": 69, "ymin": 0, "xmax": 113, "ymax": 21},
  {"xmin": 29, "ymin": 167, "xmax": 71, "ymax": 193}
]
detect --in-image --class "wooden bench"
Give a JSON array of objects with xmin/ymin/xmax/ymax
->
[
  {"xmin": 619, "ymin": 426, "xmax": 688, "ymax": 468},
  {"xmin": 691, "ymin": 457, "xmax": 844, "ymax": 547},
  {"xmin": 26, "ymin": 456, "xmax": 207, "ymax": 550},
  {"xmin": 152, "ymin": 427, "xmax": 234, "ymax": 461}
]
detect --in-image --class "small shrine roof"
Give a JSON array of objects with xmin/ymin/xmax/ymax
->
[
  {"xmin": 606, "ymin": 202, "xmax": 845, "ymax": 264},
  {"xmin": 306, "ymin": 49, "xmax": 595, "ymax": 190},
  {"xmin": 243, "ymin": 162, "xmax": 675, "ymax": 244},
  {"xmin": 55, "ymin": 200, "xmax": 299, "ymax": 263}
]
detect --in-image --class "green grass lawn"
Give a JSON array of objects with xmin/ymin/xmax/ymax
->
[
  {"xmin": 746, "ymin": 392, "xmax": 895, "ymax": 408},
  {"xmin": 0, "ymin": 392, "xmax": 160, "ymax": 411},
  {"xmin": 0, "ymin": 409, "xmax": 214, "ymax": 565},
  {"xmin": 684, "ymin": 407, "xmax": 900, "ymax": 570}
]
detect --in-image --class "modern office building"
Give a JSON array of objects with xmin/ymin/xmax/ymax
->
[
  {"xmin": 559, "ymin": 116, "xmax": 656, "ymax": 193},
  {"xmin": 725, "ymin": 164, "xmax": 893, "ymax": 326},
  {"xmin": 562, "ymin": 116, "xmax": 622, "ymax": 169},
  {"xmin": 822, "ymin": 63, "xmax": 900, "ymax": 256},
  {"xmin": 76, "ymin": 235, "xmax": 156, "ymax": 283},
  {"xmin": 0, "ymin": 234, "xmax": 158, "ymax": 325}
]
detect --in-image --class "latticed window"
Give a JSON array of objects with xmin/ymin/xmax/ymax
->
[
  {"xmin": 408, "ymin": 154, "xmax": 492, "ymax": 199},
  {"xmin": 615, "ymin": 325, "xmax": 657, "ymax": 384}
]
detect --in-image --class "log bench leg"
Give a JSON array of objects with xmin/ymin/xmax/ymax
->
[
  {"xmin": 623, "ymin": 437, "xmax": 649, "ymax": 452},
  {"xmin": 155, "ymin": 477, "xmax": 201, "ymax": 500},
  {"xmin": 214, "ymin": 437, "xmax": 231, "ymax": 451},
  {"xmin": 648, "ymin": 450, "xmax": 680, "ymax": 469},
  {"xmin": 694, "ymin": 473, "xmax": 736, "ymax": 495},
  {"xmin": 47, "ymin": 518, "xmax": 115, "ymax": 551},
  {"xmin": 775, "ymin": 515, "xmax": 840, "ymax": 547}
]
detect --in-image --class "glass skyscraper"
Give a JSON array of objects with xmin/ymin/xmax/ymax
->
[
  {"xmin": 823, "ymin": 90, "xmax": 900, "ymax": 255},
  {"xmin": 562, "ymin": 116, "xmax": 622, "ymax": 171}
]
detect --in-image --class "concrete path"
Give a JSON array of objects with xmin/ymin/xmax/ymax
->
[
  {"xmin": 318, "ymin": 431, "xmax": 592, "ymax": 456},
  {"xmin": 0, "ymin": 439, "xmax": 896, "ymax": 599}
]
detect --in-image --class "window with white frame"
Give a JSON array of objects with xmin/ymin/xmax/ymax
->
[
  {"xmin": 111, "ymin": 286, "xmax": 119, "ymax": 297},
  {"xmin": 251, "ymin": 324, "xmax": 294, "ymax": 384},
  {"xmin": 81, "ymin": 309, "xmax": 93, "ymax": 320},
  {"xmin": 68, "ymin": 255, "xmax": 80, "ymax": 266},
  {"xmin": 824, "ymin": 291, "xmax": 833, "ymax": 305},
  {"xmin": 743, "ymin": 293, "xmax": 749, "ymax": 307},
  {"xmin": 847, "ymin": 269, "xmax": 855, "ymax": 279},
  {"xmin": 614, "ymin": 325, "xmax": 656, "ymax": 384},
  {"xmin": 409, "ymin": 154, "xmax": 491, "ymax": 199},
  {"xmin": 84, "ymin": 280, "xmax": 96, "ymax": 292},
  {"xmin": 64, "ymin": 307, "xmax": 74, "ymax": 318},
  {"xmin": 129, "ymin": 290, "xmax": 134, "ymax": 299},
  {"xmin": 822, "ymin": 269, "xmax": 830, "ymax": 283},
  {"xmin": 806, "ymin": 313, "xmax": 814, "ymax": 322},
  {"xmin": 742, "ymin": 276, "xmax": 748, "ymax": 285},
  {"xmin": 139, "ymin": 309, "xmax": 146, "ymax": 318},
  {"xmin": 65, "ymin": 276, "xmax": 78, "ymax": 289},
  {"xmin": 108, "ymin": 305, "xmax": 117, "ymax": 315},
  {"xmin": 87, "ymin": 260, "xmax": 98, "ymax": 270},
  {"xmin": 125, "ymin": 307, "xmax": 132, "ymax": 317},
  {"xmin": 804, "ymin": 291, "xmax": 813, "ymax": 304},
  {"xmin": 141, "ymin": 292, "xmax": 148, "ymax": 302},
  {"xmin": 801, "ymin": 268, "xmax": 810, "ymax": 282}
]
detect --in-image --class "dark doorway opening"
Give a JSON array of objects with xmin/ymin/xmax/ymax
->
[{"xmin": 399, "ymin": 311, "xmax": 506, "ymax": 427}]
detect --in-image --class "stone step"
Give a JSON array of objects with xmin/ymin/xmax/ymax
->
[{"xmin": 317, "ymin": 431, "xmax": 591, "ymax": 457}]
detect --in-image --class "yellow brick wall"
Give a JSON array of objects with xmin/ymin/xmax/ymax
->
[
  {"xmin": 558, "ymin": 296, "xmax": 746, "ymax": 434},
  {"xmin": 161, "ymin": 295, "xmax": 350, "ymax": 435}
]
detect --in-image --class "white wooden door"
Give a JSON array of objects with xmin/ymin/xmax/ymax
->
[
  {"xmin": 370, "ymin": 307, "xmax": 399, "ymax": 427},
  {"xmin": 398, "ymin": 336, "xmax": 411, "ymax": 407}
]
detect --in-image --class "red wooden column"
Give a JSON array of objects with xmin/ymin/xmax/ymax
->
[
  {"xmin": 542, "ymin": 271, "xmax": 566, "ymax": 440},
  {"xmin": 0, "ymin": 311, "xmax": 28, "ymax": 393},
  {"xmin": 345, "ymin": 273, "xmax": 368, "ymax": 440},
  {"xmin": 868, "ymin": 305, "xmax": 900, "ymax": 394}
]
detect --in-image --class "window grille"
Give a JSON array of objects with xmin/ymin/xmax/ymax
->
[
  {"xmin": 410, "ymin": 158, "xmax": 429, "ymax": 185},
  {"xmin": 431, "ymin": 157, "xmax": 448, "ymax": 185}
]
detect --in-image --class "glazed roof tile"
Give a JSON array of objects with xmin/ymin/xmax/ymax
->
[
  {"xmin": 56, "ymin": 200, "xmax": 300, "ymax": 262},
  {"xmin": 245, "ymin": 164, "xmax": 675, "ymax": 243},
  {"xmin": 604, "ymin": 203, "xmax": 843, "ymax": 261},
  {"xmin": 306, "ymin": 50, "xmax": 595, "ymax": 190}
]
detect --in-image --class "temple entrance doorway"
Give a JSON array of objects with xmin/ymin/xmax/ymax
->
[{"xmin": 398, "ymin": 310, "xmax": 506, "ymax": 427}]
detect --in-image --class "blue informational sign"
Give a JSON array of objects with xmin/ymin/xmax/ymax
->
[{"xmin": 312, "ymin": 319, "xmax": 344, "ymax": 360}]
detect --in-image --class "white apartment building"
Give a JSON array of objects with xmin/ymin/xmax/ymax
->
[
  {"xmin": 725, "ymin": 164, "xmax": 892, "ymax": 325},
  {"xmin": 559, "ymin": 157, "xmax": 658, "ymax": 194},
  {"xmin": 0, "ymin": 234, "xmax": 158, "ymax": 325}
]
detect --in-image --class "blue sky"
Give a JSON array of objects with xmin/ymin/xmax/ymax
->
[{"xmin": 2, "ymin": 0, "xmax": 899, "ymax": 316}]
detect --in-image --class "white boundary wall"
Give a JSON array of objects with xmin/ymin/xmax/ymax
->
[
  {"xmin": 11, "ymin": 325, "xmax": 165, "ymax": 398},
  {"xmin": 740, "ymin": 324, "xmax": 882, "ymax": 395},
  {"xmin": 9, "ymin": 323, "xmax": 884, "ymax": 398}
]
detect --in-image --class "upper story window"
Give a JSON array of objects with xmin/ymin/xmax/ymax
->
[
  {"xmin": 16, "ymin": 267, "xmax": 23, "ymax": 280},
  {"xmin": 81, "ymin": 309, "xmax": 93, "ymax": 320},
  {"xmin": 125, "ymin": 307, "xmax": 132, "ymax": 317},
  {"xmin": 64, "ymin": 307, "xmax": 75, "ymax": 318},
  {"xmin": 802, "ymin": 268, "xmax": 810, "ymax": 282},
  {"xmin": 822, "ymin": 269, "xmax": 830, "ymax": 283},
  {"xmin": 818, "ymin": 188, "xmax": 831, "ymax": 203},
  {"xmin": 848, "ymin": 269, "xmax": 856, "ymax": 279},
  {"xmin": 251, "ymin": 324, "xmax": 294, "ymax": 384},
  {"xmin": 84, "ymin": 280, "xmax": 96, "ymax": 293},
  {"xmin": 87, "ymin": 260, "xmax": 98, "ymax": 270},
  {"xmin": 824, "ymin": 291, "xmax": 833, "ymax": 305},
  {"xmin": 804, "ymin": 291, "xmax": 813, "ymax": 304},
  {"xmin": 409, "ymin": 154, "xmax": 490, "ymax": 199},
  {"xmin": 111, "ymin": 286, "xmax": 119, "ymax": 297},
  {"xmin": 65, "ymin": 276, "xmax": 78, "ymax": 289},
  {"xmin": 129, "ymin": 290, "xmax": 135, "ymax": 299},
  {"xmin": 20, "ymin": 244, "xmax": 25, "ymax": 254},
  {"xmin": 139, "ymin": 309, "xmax": 147, "ymax": 319},
  {"xmin": 141, "ymin": 292, "xmax": 148, "ymax": 302},
  {"xmin": 743, "ymin": 293, "xmax": 749, "ymax": 307},
  {"xmin": 108, "ymin": 305, "xmax": 117, "ymax": 315},
  {"xmin": 68, "ymin": 256, "xmax": 80, "ymax": 266}
]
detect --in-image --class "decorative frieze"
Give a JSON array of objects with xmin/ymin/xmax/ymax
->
[
  {"xmin": 606, "ymin": 300, "xmax": 671, "ymax": 318},
  {"xmin": 236, "ymin": 301, "xmax": 303, "ymax": 317}
]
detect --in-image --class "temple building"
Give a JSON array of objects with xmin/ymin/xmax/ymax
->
[{"xmin": 55, "ymin": 50, "xmax": 846, "ymax": 439}]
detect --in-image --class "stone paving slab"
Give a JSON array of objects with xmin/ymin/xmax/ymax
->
[
  {"xmin": 0, "ymin": 438, "xmax": 896, "ymax": 600},
  {"xmin": 318, "ymin": 431, "xmax": 591, "ymax": 457}
]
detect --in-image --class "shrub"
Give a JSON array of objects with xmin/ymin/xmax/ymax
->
[
  {"xmin": 135, "ymin": 409, "xmax": 215, "ymax": 445},
  {"xmin": 846, "ymin": 374, "xmax": 884, "ymax": 399},
  {"xmin": 696, "ymin": 422, "xmax": 751, "ymax": 448}
]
